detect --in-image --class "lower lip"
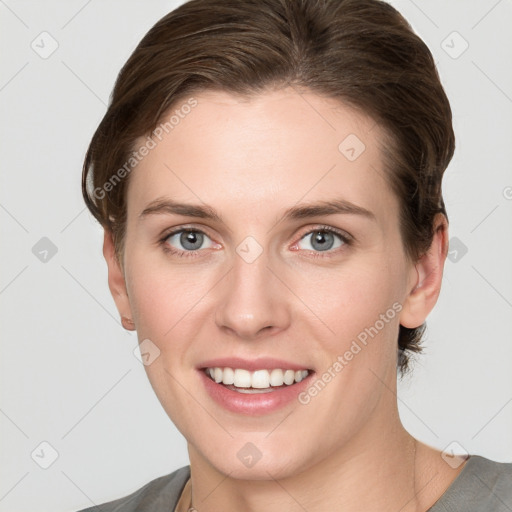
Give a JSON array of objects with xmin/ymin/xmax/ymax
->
[{"xmin": 198, "ymin": 369, "xmax": 314, "ymax": 416}]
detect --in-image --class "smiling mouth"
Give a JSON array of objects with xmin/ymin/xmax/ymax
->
[{"xmin": 203, "ymin": 367, "xmax": 312, "ymax": 393}]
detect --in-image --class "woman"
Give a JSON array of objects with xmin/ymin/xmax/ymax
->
[{"xmin": 78, "ymin": 0, "xmax": 512, "ymax": 510}]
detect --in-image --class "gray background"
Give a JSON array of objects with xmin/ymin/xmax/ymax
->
[{"xmin": 0, "ymin": 1, "xmax": 511, "ymax": 510}]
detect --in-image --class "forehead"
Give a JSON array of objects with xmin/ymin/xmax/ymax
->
[{"xmin": 126, "ymin": 88, "xmax": 396, "ymax": 226}]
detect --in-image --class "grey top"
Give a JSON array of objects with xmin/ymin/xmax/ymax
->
[{"xmin": 76, "ymin": 455, "xmax": 512, "ymax": 511}]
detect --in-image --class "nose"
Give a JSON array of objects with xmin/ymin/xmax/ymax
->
[{"xmin": 214, "ymin": 249, "xmax": 291, "ymax": 341}]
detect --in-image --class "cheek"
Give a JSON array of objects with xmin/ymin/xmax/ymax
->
[
  {"xmin": 123, "ymin": 253, "xmax": 217, "ymax": 425},
  {"xmin": 125, "ymin": 249, "xmax": 218, "ymax": 351},
  {"xmin": 292, "ymin": 255, "xmax": 404, "ymax": 345},
  {"xmin": 130, "ymin": 273, "xmax": 199, "ymax": 329},
  {"xmin": 289, "ymin": 260, "xmax": 404, "ymax": 427}
]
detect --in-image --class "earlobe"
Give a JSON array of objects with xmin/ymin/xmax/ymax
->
[
  {"xmin": 121, "ymin": 316, "xmax": 135, "ymax": 330},
  {"xmin": 400, "ymin": 214, "xmax": 449, "ymax": 329},
  {"xmin": 103, "ymin": 230, "xmax": 136, "ymax": 331}
]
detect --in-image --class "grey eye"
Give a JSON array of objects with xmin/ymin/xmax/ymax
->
[
  {"xmin": 165, "ymin": 230, "xmax": 213, "ymax": 251},
  {"xmin": 297, "ymin": 230, "xmax": 344, "ymax": 252}
]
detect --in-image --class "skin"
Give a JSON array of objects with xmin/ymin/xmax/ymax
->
[{"xmin": 104, "ymin": 88, "xmax": 465, "ymax": 511}]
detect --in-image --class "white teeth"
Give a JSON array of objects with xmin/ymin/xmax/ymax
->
[
  {"xmin": 269, "ymin": 368, "xmax": 284, "ymax": 386},
  {"xmin": 251, "ymin": 370, "xmax": 270, "ymax": 389},
  {"xmin": 205, "ymin": 367, "xmax": 310, "ymax": 388},
  {"xmin": 295, "ymin": 370, "xmax": 308, "ymax": 382},
  {"xmin": 222, "ymin": 367, "xmax": 234, "ymax": 385},
  {"xmin": 283, "ymin": 369, "xmax": 295, "ymax": 385},
  {"xmin": 233, "ymin": 369, "xmax": 252, "ymax": 388}
]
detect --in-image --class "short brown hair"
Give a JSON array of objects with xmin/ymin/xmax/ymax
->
[{"xmin": 82, "ymin": 0, "xmax": 455, "ymax": 374}]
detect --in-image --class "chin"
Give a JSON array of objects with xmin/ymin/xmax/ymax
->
[{"xmin": 200, "ymin": 441, "xmax": 313, "ymax": 481}]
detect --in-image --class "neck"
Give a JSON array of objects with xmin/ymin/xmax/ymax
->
[{"xmin": 185, "ymin": 402, "xmax": 455, "ymax": 512}]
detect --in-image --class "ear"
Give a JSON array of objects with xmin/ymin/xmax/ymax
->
[
  {"xmin": 400, "ymin": 213, "xmax": 449, "ymax": 329},
  {"xmin": 103, "ymin": 230, "xmax": 135, "ymax": 331}
]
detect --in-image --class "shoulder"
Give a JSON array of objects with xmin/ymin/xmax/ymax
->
[
  {"xmin": 430, "ymin": 455, "xmax": 512, "ymax": 512},
  {"xmin": 75, "ymin": 465, "xmax": 191, "ymax": 512}
]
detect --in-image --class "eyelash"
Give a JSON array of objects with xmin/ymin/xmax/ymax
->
[{"xmin": 158, "ymin": 225, "xmax": 352, "ymax": 259}]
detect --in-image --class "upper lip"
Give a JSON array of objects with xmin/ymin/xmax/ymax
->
[{"xmin": 198, "ymin": 357, "xmax": 313, "ymax": 372}]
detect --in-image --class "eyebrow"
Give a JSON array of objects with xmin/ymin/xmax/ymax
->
[{"xmin": 139, "ymin": 197, "xmax": 375, "ymax": 223}]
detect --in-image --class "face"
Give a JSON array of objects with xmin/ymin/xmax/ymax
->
[{"xmin": 109, "ymin": 88, "xmax": 425, "ymax": 480}]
